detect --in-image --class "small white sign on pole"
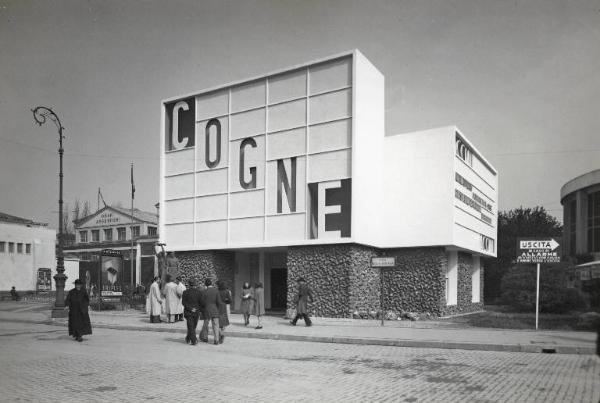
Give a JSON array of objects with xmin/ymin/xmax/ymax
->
[{"xmin": 516, "ymin": 238, "xmax": 561, "ymax": 331}]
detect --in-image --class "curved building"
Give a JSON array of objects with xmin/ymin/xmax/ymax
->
[{"xmin": 561, "ymin": 169, "xmax": 600, "ymax": 258}]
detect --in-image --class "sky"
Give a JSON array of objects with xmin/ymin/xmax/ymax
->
[{"xmin": 1, "ymin": 0, "xmax": 599, "ymax": 230}]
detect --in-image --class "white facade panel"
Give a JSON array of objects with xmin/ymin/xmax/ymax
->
[
  {"xmin": 195, "ymin": 220, "xmax": 227, "ymax": 246},
  {"xmin": 267, "ymin": 128, "xmax": 306, "ymax": 160},
  {"xmin": 352, "ymin": 52, "xmax": 385, "ymax": 246},
  {"xmin": 309, "ymin": 57, "xmax": 351, "ymax": 95},
  {"xmin": 164, "ymin": 174, "xmax": 194, "ymax": 200},
  {"xmin": 165, "ymin": 148, "xmax": 194, "ymax": 176},
  {"xmin": 268, "ymin": 99, "xmax": 306, "ymax": 133},
  {"xmin": 472, "ymin": 255, "xmax": 481, "ymax": 303},
  {"xmin": 309, "ymin": 89, "xmax": 351, "ymax": 125},
  {"xmin": 196, "ymin": 90, "xmax": 228, "ymax": 121},
  {"xmin": 268, "ymin": 69, "xmax": 306, "ymax": 105},
  {"xmin": 266, "ymin": 214, "xmax": 306, "ymax": 241},
  {"xmin": 230, "ymin": 108, "xmax": 265, "ymax": 140},
  {"xmin": 230, "ymin": 217, "xmax": 264, "ymax": 244},
  {"xmin": 164, "ymin": 223, "xmax": 193, "ymax": 247},
  {"xmin": 195, "ymin": 194, "xmax": 228, "ymax": 222},
  {"xmin": 231, "ymin": 80, "xmax": 265, "ymax": 113},
  {"xmin": 308, "ymin": 119, "xmax": 351, "ymax": 154},
  {"xmin": 229, "ymin": 190, "xmax": 265, "ymax": 218},
  {"xmin": 164, "ymin": 198, "xmax": 194, "ymax": 224},
  {"xmin": 195, "ymin": 168, "xmax": 228, "ymax": 196},
  {"xmin": 307, "ymin": 149, "xmax": 351, "ymax": 183},
  {"xmin": 383, "ymin": 128, "xmax": 455, "ymax": 247}
]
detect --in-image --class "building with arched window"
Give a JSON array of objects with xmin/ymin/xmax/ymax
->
[{"xmin": 561, "ymin": 169, "xmax": 600, "ymax": 259}]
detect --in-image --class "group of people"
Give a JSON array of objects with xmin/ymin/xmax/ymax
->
[
  {"xmin": 240, "ymin": 282, "xmax": 265, "ymax": 329},
  {"xmin": 147, "ymin": 275, "xmax": 187, "ymax": 323},
  {"xmin": 62, "ymin": 274, "xmax": 316, "ymax": 345},
  {"xmin": 180, "ymin": 278, "xmax": 231, "ymax": 345}
]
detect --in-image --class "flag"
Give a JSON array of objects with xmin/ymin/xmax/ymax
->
[{"xmin": 130, "ymin": 163, "xmax": 135, "ymax": 200}]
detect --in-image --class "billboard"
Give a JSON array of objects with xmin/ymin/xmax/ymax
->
[{"xmin": 100, "ymin": 250, "xmax": 123, "ymax": 296}]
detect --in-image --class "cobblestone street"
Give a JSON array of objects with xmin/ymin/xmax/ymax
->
[{"xmin": 0, "ymin": 322, "xmax": 598, "ymax": 402}]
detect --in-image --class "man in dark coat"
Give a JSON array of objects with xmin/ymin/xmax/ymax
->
[
  {"xmin": 181, "ymin": 279, "xmax": 203, "ymax": 345},
  {"xmin": 65, "ymin": 279, "xmax": 92, "ymax": 342},
  {"xmin": 290, "ymin": 277, "xmax": 314, "ymax": 327},
  {"xmin": 199, "ymin": 278, "xmax": 224, "ymax": 345}
]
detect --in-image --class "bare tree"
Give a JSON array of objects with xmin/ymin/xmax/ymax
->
[
  {"xmin": 73, "ymin": 198, "xmax": 81, "ymax": 223},
  {"xmin": 82, "ymin": 201, "xmax": 90, "ymax": 218}
]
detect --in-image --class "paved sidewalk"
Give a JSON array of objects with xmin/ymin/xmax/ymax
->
[{"xmin": 0, "ymin": 301, "xmax": 597, "ymax": 354}]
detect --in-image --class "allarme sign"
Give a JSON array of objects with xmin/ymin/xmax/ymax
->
[{"xmin": 516, "ymin": 238, "xmax": 561, "ymax": 264}]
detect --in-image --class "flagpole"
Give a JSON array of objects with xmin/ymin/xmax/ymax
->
[{"xmin": 130, "ymin": 163, "xmax": 135, "ymax": 295}]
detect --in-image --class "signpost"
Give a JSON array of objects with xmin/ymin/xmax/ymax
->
[
  {"xmin": 516, "ymin": 238, "xmax": 561, "ymax": 330},
  {"xmin": 371, "ymin": 257, "xmax": 396, "ymax": 326}
]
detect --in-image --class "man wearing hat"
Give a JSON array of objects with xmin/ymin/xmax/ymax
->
[
  {"xmin": 65, "ymin": 279, "xmax": 92, "ymax": 342},
  {"xmin": 181, "ymin": 279, "xmax": 203, "ymax": 345},
  {"xmin": 290, "ymin": 277, "xmax": 314, "ymax": 327}
]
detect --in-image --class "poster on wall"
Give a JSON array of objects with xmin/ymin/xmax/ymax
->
[
  {"xmin": 79, "ymin": 262, "xmax": 100, "ymax": 298},
  {"xmin": 36, "ymin": 268, "xmax": 52, "ymax": 291},
  {"xmin": 100, "ymin": 249, "xmax": 123, "ymax": 296}
]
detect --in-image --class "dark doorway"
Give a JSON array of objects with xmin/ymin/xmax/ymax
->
[{"xmin": 270, "ymin": 268, "xmax": 287, "ymax": 310}]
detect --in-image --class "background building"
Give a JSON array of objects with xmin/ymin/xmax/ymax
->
[
  {"xmin": 561, "ymin": 168, "xmax": 600, "ymax": 259},
  {"xmin": 0, "ymin": 212, "xmax": 56, "ymax": 292},
  {"xmin": 160, "ymin": 50, "xmax": 498, "ymax": 317},
  {"xmin": 63, "ymin": 205, "xmax": 159, "ymax": 293}
]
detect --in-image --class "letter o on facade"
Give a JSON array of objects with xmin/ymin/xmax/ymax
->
[{"xmin": 205, "ymin": 118, "xmax": 221, "ymax": 168}]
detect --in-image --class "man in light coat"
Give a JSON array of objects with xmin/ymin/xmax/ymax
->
[
  {"xmin": 149, "ymin": 276, "xmax": 163, "ymax": 323},
  {"xmin": 175, "ymin": 276, "xmax": 186, "ymax": 322},
  {"xmin": 163, "ymin": 275, "xmax": 179, "ymax": 323}
]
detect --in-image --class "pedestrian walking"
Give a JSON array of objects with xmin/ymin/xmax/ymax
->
[
  {"xmin": 253, "ymin": 282, "xmax": 265, "ymax": 329},
  {"xmin": 65, "ymin": 279, "xmax": 92, "ymax": 342},
  {"xmin": 163, "ymin": 275, "xmax": 179, "ymax": 323},
  {"xmin": 290, "ymin": 277, "xmax": 313, "ymax": 327},
  {"xmin": 216, "ymin": 280, "xmax": 231, "ymax": 338},
  {"xmin": 175, "ymin": 276, "xmax": 186, "ymax": 322},
  {"xmin": 240, "ymin": 282, "xmax": 253, "ymax": 326},
  {"xmin": 182, "ymin": 279, "xmax": 203, "ymax": 345},
  {"xmin": 149, "ymin": 276, "xmax": 163, "ymax": 323},
  {"xmin": 200, "ymin": 278, "xmax": 224, "ymax": 345}
]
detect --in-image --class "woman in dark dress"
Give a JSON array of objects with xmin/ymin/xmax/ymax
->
[
  {"xmin": 65, "ymin": 279, "xmax": 92, "ymax": 342},
  {"xmin": 240, "ymin": 282, "xmax": 253, "ymax": 326}
]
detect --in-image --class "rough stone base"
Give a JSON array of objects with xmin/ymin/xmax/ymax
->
[{"xmin": 174, "ymin": 250, "xmax": 234, "ymax": 291}]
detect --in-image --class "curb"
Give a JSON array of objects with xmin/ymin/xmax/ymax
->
[{"xmin": 2, "ymin": 317, "xmax": 595, "ymax": 355}]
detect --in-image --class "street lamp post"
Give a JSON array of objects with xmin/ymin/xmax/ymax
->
[{"xmin": 32, "ymin": 106, "xmax": 68, "ymax": 318}]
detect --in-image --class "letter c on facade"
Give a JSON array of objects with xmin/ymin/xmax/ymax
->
[{"xmin": 171, "ymin": 101, "xmax": 190, "ymax": 150}]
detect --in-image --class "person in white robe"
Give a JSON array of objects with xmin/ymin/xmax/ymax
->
[
  {"xmin": 149, "ymin": 277, "xmax": 163, "ymax": 323},
  {"xmin": 175, "ymin": 277, "xmax": 186, "ymax": 322},
  {"xmin": 163, "ymin": 275, "xmax": 179, "ymax": 323}
]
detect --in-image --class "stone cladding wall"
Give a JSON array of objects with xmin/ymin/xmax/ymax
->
[
  {"xmin": 382, "ymin": 248, "xmax": 447, "ymax": 316},
  {"xmin": 174, "ymin": 250, "xmax": 235, "ymax": 291},
  {"xmin": 287, "ymin": 244, "xmax": 354, "ymax": 318}
]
